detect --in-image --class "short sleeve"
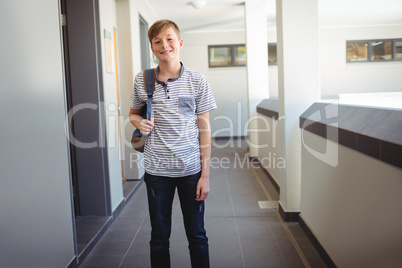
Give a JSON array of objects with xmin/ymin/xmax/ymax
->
[
  {"xmin": 131, "ymin": 73, "xmax": 146, "ymax": 110},
  {"xmin": 195, "ymin": 75, "xmax": 217, "ymax": 115}
]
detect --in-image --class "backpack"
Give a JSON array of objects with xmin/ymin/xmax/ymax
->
[{"xmin": 131, "ymin": 68, "xmax": 156, "ymax": 152}]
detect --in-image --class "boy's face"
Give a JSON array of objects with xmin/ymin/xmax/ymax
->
[{"xmin": 151, "ymin": 27, "xmax": 183, "ymax": 63}]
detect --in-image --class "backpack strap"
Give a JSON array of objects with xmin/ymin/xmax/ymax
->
[{"xmin": 143, "ymin": 68, "xmax": 156, "ymax": 120}]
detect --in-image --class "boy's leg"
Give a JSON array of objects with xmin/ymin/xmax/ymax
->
[
  {"xmin": 177, "ymin": 171, "xmax": 210, "ymax": 268},
  {"xmin": 144, "ymin": 172, "xmax": 176, "ymax": 268}
]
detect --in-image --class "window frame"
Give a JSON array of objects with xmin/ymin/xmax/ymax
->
[
  {"xmin": 346, "ymin": 39, "xmax": 402, "ymax": 63},
  {"xmin": 208, "ymin": 43, "xmax": 279, "ymax": 68},
  {"xmin": 268, "ymin": 43, "xmax": 277, "ymax": 65},
  {"xmin": 208, "ymin": 44, "xmax": 246, "ymax": 68}
]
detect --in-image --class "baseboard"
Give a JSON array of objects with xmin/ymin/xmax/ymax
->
[
  {"xmin": 114, "ymin": 178, "xmax": 144, "ymax": 219},
  {"xmin": 258, "ymin": 163, "xmax": 280, "ymax": 194},
  {"xmin": 299, "ymin": 215, "xmax": 337, "ymax": 268},
  {"xmin": 255, "ymin": 159, "xmax": 298, "ymax": 222},
  {"xmin": 254, "ymin": 155, "xmax": 336, "ymax": 266},
  {"xmin": 124, "ymin": 177, "xmax": 144, "ymax": 203},
  {"xmin": 76, "ymin": 217, "xmax": 113, "ymax": 264},
  {"xmin": 278, "ymin": 202, "xmax": 300, "ymax": 222},
  {"xmin": 67, "ymin": 257, "xmax": 78, "ymax": 268},
  {"xmin": 73, "ymin": 178, "xmax": 144, "ymax": 266}
]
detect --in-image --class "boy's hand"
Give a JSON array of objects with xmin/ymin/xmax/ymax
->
[
  {"xmin": 140, "ymin": 118, "xmax": 154, "ymax": 135},
  {"xmin": 196, "ymin": 175, "xmax": 210, "ymax": 201}
]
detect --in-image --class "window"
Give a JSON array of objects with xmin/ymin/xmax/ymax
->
[
  {"xmin": 268, "ymin": 43, "xmax": 277, "ymax": 65},
  {"xmin": 346, "ymin": 39, "xmax": 402, "ymax": 62},
  {"xmin": 395, "ymin": 41, "xmax": 402, "ymax": 59},
  {"xmin": 208, "ymin": 45, "xmax": 246, "ymax": 67},
  {"xmin": 208, "ymin": 43, "xmax": 278, "ymax": 67},
  {"xmin": 347, "ymin": 42, "xmax": 368, "ymax": 62},
  {"xmin": 234, "ymin": 46, "xmax": 247, "ymax": 65},
  {"xmin": 371, "ymin": 41, "xmax": 392, "ymax": 61}
]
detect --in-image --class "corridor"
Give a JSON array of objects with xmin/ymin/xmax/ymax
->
[{"xmin": 80, "ymin": 139, "xmax": 326, "ymax": 268}]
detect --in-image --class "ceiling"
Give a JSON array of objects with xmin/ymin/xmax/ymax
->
[{"xmin": 146, "ymin": 0, "xmax": 402, "ymax": 33}]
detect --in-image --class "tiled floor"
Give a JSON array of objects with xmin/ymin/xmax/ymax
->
[{"xmin": 80, "ymin": 140, "xmax": 326, "ymax": 268}]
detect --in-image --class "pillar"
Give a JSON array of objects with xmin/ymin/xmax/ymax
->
[
  {"xmin": 276, "ymin": 0, "xmax": 320, "ymax": 216},
  {"xmin": 244, "ymin": 0, "xmax": 269, "ymax": 157}
]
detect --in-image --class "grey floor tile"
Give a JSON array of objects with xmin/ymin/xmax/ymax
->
[
  {"xmin": 210, "ymin": 255, "xmax": 244, "ymax": 268},
  {"xmin": 206, "ymin": 219, "xmax": 238, "ymax": 244},
  {"xmin": 206, "ymin": 190, "xmax": 232, "ymax": 202},
  {"xmin": 243, "ymin": 253, "xmax": 287, "ymax": 268},
  {"xmin": 80, "ymin": 254, "xmax": 124, "ymax": 268},
  {"xmin": 234, "ymin": 207, "xmax": 271, "ymax": 217},
  {"xmin": 206, "ymin": 197, "xmax": 232, "ymax": 206},
  {"xmin": 101, "ymin": 228, "xmax": 137, "ymax": 242},
  {"xmin": 125, "ymin": 239, "xmax": 150, "ymax": 258},
  {"xmin": 123, "ymin": 180, "xmax": 139, "ymax": 199},
  {"xmin": 75, "ymin": 215, "xmax": 109, "ymax": 247},
  {"xmin": 275, "ymin": 238, "xmax": 305, "ymax": 267},
  {"xmin": 119, "ymin": 240, "xmax": 150, "ymax": 267},
  {"xmin": 170, "ymin": 254, "xmax": 192, "ymax": 268},
  {"xmin": 209, "ymin": 236, "xmax": 242, "ymax": 258},
  {"xmin": 270, "ymin": 224, "xmax": 291, "ymax": 241},
  {"xmin": 230, "ymin": 192, "xmax": 259, "ymax": 202},
  {"xmin": 89, "ymin": 239, "xmax": 133, "ymax": 257},
  {"xmin": 286, "ymin": 224, "xmax": 327, "ymax": 268},
  {"xmin": 80, "ymin": 139, "xmax": 326, "ymax": 268},
  {"xmin": 240, "ymin": 239, "xmax": 281, "ymax": 256},
  {"xmin": 170, "ymin": 239, "xmax": 190, "ymax": 256},
  {"xmin": 119, "ymin": 255, "xmax": 150, "ymax": 268},
  {"xmin": 205, "ymin": 208, "xmax": 234, "ymax": 218},
  {"xmin": 109, "ymin": 217, "xmax": 144, "ymax": 230},
  {"xmin": 236, "ymin": 217, "xmax": 274, "ymax": 240},
  {"xmin": 133, "ymin": 223, "xmax": 152, "ymax": 241},
  {"xmin": 170, "ymin": 225, "xmax": 188, "ymax": 241}
]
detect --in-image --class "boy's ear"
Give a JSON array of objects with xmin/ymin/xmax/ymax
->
[{"xmin": 179, "ymin": 39, "xmax": 183, "ymax": 49}]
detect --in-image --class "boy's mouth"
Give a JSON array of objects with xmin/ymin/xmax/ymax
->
[{"xmin": 161, "ymin": 50, "xmax": 172, "ymax": 55}]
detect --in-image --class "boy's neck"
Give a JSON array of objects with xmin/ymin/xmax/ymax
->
[{"xmin": 158, "ymin": 60, "xmax": 182, "ymax": 81}]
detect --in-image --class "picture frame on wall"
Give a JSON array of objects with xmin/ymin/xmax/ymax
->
[{"xmin": 104, "ymin": 29, "xmax": 114, "ymax": 73}]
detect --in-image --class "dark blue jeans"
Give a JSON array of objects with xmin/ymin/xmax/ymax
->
[{"xmin": 144, "ymin": 171, "xmax": 209, "ymax": 268}]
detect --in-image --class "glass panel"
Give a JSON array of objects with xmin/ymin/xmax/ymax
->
[
  {"xmin": 371, "ymin": 41, "xmax": 393, "ymax": 60},
  {"xmin": 209, "ymin": 47, "xmax": 232, "ymax": 66},
  {"xmin": 395, "ymin": 41, "xmax": 402, "ymax": 59},
  {"xmin": 347, "ymin": 42, "xmax": 368, "ymax": 62},
  {"xmin": 234, "ymin": 46, "xmax": 246, "ymax": 65},
  {"xmin": 268, "ymin": 44, "xmax": 277, "ymax": 64}
]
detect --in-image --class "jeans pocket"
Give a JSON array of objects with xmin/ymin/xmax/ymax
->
[{"xmin": 178, "ymin": 96, "xmax": 195, "ymax": 116}]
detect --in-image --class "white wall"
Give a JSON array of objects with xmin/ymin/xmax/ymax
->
[
  {"xmin": 100, "ymin": 0, "xmax": 160, "ymax": 211},
  {"xmin": 320, "ymin": 24, "xmax": 402, "ymax": 96},
  {"xmin": 99, "ymin": 0, "xmax": 124, "ymax": 212},
  {"xmin": 300, "ymin": 131, "xmax": 402, "ymax": 267},
  {"xmin": 0, "ymin": 0, "xmax": 75, "ymax": 267},
  {"xmin": 257, "ymin": 115, "xmax": 283, "ymax": 186},
  {"xmin": 180, "ymin": 24, "xmax": 402, "ymax": 136},
  {"xmin": 181, "ymin": 31, "xmax": 249, "ymax": 137},
  {"xmin": 116, "ymin": 0, "xmax": 158, "ymax": 179},
  {"xmin": 181, "ymin": 30, "xmax": 280, "ymax": 138}
]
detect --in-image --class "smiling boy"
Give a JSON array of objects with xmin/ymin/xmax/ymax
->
[{"xmin": 129, "ymin": 20, "xmax": 216, "ymax": 268}]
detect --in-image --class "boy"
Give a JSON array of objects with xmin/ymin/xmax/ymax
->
[{"xmin": 129, "ymin": 19, "xmax": 216, "ymax": 268}]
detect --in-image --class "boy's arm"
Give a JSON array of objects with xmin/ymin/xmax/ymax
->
[
  {"xmin": 196, "ymin": 111, "xmax": 211, "ymax": 201},
  {"xmin": 129, "ymin": 107, "xmax": 154, "ymax": 135},
  {"xmin": 129, "ymin": 107, "xmax": 143, "ymax": 129}
]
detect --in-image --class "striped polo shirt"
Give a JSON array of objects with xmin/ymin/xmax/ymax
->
[{"xmin": 131, "ymin": 63, "xmax": 217, "ymax": 177}]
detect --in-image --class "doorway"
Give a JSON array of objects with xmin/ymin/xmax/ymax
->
[
  {"xmin": 60, "ymin": 0, "xmax": 112, "ymax": 260},
  {"xmin": 139, "ymin": 15, "xmax": 150, "ymax": 69}
]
